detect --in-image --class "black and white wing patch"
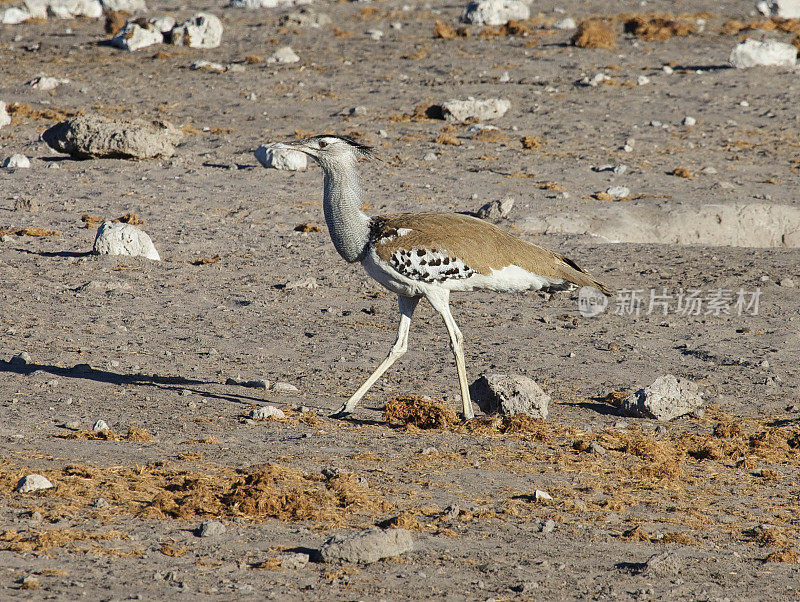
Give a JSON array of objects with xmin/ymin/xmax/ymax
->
[{"xmin": 388, "ymin": 247, "xmax": 476, "ymax": 283}]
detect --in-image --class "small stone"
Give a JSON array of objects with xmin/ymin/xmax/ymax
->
[
  {"xmin": 533, "ymin": 490, "xmax": 552, "ymax": 501},
  {"xmin": 553, "ymin": 17, "xmax": 576, "ymax": 30},
  {"xmin": 650, "ymin": 120, "xmax": 662, "ymax": 127},
  {"xmin": 254, "ymin": 145, "xmax": 307, "ymax": 171},
  {"xmin": 16, "ymin": 474, "xmax": 53, "ymax": 493},
  {"xmin": 65, "ymin": 420, "xmax": 81, "ymax": 430},
  {"xmin": 441, "ymin": 97, "xmax": 510, "ymax": 122},
  {"xmin": 93, "ymin": 221, "xmax": 161, "ymax": 261},
  {"xmin": 682, "ymin": 116, "xmax": 696, "ymax": 127},
  {"xmin": 423, "ymin": 152, "xmax": 438, "ymax": 161},
  {"xmin": 242, "ymin": 379, "xmax": 269, "ymax": 389},
  {"xmin": 250, "ymin": 405, "xmax": 285, "ymax": 420},
  {"xmin": 271, "ymin": 382, "xmax": 299, "ymax": 392},
  {"xmin": 20, "ymin": 576, "xmax": 39, "ymax": 590},
  {"xmin": 190, "ymin": 60, "xmax": 225, "ymax": 72},
  {"xmin": 588, "ymin": 442, "xmax": 606, "ymax": 455},
  {"xmin": 757, "ymin": 0, "xmax": 800, "ymax": 19},
  {"xmin": 279, "ymin": 552, "xmax": 309, "ymax": 569},
  {"xmin": 93, "ymin": 419, "xmax": 110, "ymax": 431},
  {"xmin": 150, "ymin": 15, "xmax": 176, "ymax": 33},
  {"xmin": 640, "ymin": 551, "xmax": 681, "ymax": 577},
  {"xmin": 366, "ymin": 29, "xmax": 383, "ymax": 40},
  {"xmin": 197, "ymin": 520, "xmax": 226, "ymax": 537},
  {"xmin": 637, "ymin": 75, "xmax": 650, "ymax": 85},
  {"xmin": 460, "ymin": 0, "xmax": 529, "ymax": 26},
  {"xmin": 476, "ymin": 197, "xmax": 515, "ymax": 221},
  {"xmin": 779, "ymin": 278, "xmax": 795, "ymax": 287},
  {"xmin": 1, "ymin": 7, "xmax": 31, "ymax": 24},
  {"xmin": 470, "ymin": 374, "xmax": 549, "ymax": 418},
  {"xmin": 539, "ymin": 518, "xmax": 556, "ymax": 533},
  {"xmin": 420, "ymin": 446, "xmax": 438, "ymax": 455},
  {"xmin": 606, "ymin": 186, "xmax": 629, "ymax": 199},
  {"xmin": 349, "ymin": 105, "xmax": 368, "ymax": 117},
  {"xmin": 2, "ymin": 154, "xmax": 31, "ymax": 169},
  {"xmin": 729, "ymin": 39, "xmax": 797, "ymax": 69},
  {"xmin": 92, "ymin": 497, "xmax": 109, "ymax": 508},
  {"xmin": 284, "ymin": 277, "xmax": 318, "ymax": 290},
  {"xmin": 443, "ymin": 504, "xmax": 460, "ymax": 519},
  {"xmin": 319, "ymin": 528, "xmax": 413, "ymax": 564},
  {"xmin": 620, "ymin": 374, "xmax": 704, "ymax": 421},
  {"xmin": 0, "ymin": 101, "xmax": 10, "ymax": 130},
  {"xmin": 111, "ymin": 21, "xmax": 163, "ymax": 51},
  {"xmin": 662, "ymin": 65, "xmax": 674, "ymax": 74},
  {"xmin": 268, "ymin": 46, "xmax": 300, "ymax": 64},
  {"xmin": 170, "ymin": 12, "xmax": 223, "ymax": 49},
  {"xmin": 10, "ymin": 351, "xmax": 32, "ymax": 366},
  {"xmin": 27, "ymin": 76, "xmax": 70, "ymax": 91}
]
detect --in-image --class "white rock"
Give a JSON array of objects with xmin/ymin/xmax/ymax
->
[
  {"xmin": 100, "ymin": 0, "xmax": 147, "ymax": 12},
  {"xmin": 48, "ymin": 0, "xmax": 102, "ymax": 19},
  {"xmin": 2, "ymin": 154, "xmax": 31, "ymax": 169},
  {"xmin": 460, "ymin": 0, "xmax": 529, "ymax": 26},
  {"xmin": 682, "ymin": 116, "xmax": 696, "ymax": 126},
  {"xmin": 579, "ymin": 72, "xmax": 610, "ymax": 87},
  {"xmin": 498, "ymin": 71, "xmax": 510, "ymax": 82},
  {"xmin": 533, "ymin": 489, "xmax": 552, "ymax": 501},
  {"xmin": 621, "ymin": 374, "xmax": 704, "ymax": 421},
  {"xmin": 271, "ymin": 382, "xmax": 299, "ymax": 392},
  {"xmin": 197, "ymin": 519, "xmax": 226, "ymax": 537},
  {"xmin": 267, "ymin": 46, "xmax": 300, "ymax": 64},
  {"xmin": 729, "ymin": 39, "xmax": 797, "ymax": 69},
  {"xmin": 254, "ymin": 144, "xmax": 307, "ymax": 170},
  {"xmin": 279, "ymin": 552, "xmax": 309, "ymax": 570},
  {"xmin": 149, "ymin": 15, "xmax": 175, "ymax": 33},
  {"xmin": 366, "ymin": 29, "xmax": 383, "ymax": 40},
  {"xmin": 441, "ymin": 97, "xmax": 510, "ymax": 122},
  {"xmin": 0, "ymin": 102, "xmax": 10, "ymax": 130},
  {"xmin": 423, "ymin": 152, "xmax": 438, "ymax": 161},
  {"xmin": 93, "ymin": 419, "xmax": 110, "ymax": 431},
  {"xmin": 111, "ymin": 21, "xmax": 163, "ymax": 51},
  {"xmin": 284, "ymin": 276, "xmax": 318, "ymax": 290},
  {"xmin": 466, "ymin": 123, "xmax": 499, "ymax": 136},
  {"xmin": 250, "ymin": 405, "xmax": 286, "ymax": 420},
  {"xmin": 16, "ymin": 474, "xmax": 53, "ymax": 493},
  {"xmin": 320, "ymin": 529, "xmax": 414, "ymax": 564},
  {"xmin": 191, "ymin": 60, "xmax": 225, "ymax": 72},
  {"xmin": 637, "ymin": 75, "xmax": 650, "ymax": 85},
  {"xmin": 24, "ymin": 0, "xmax": 49, "ymax": 19},
  {"xmin": 606, "ymin": 186, "xmax": 630, "ymax": 199},
  {"xmin": 27, "ymin": 76, "xmax": 70, "ymax": 91},
  {"xmin": 757, "ymin": 0, "xmax": 800, "ymax": 19},
  {"xmin": 471, "ymin": 373, "xmax": 550, "ymax": 418},
  {"xmin": 662, "ymin": 65, "xmax": 674, "ymax": 74},
  {"xmin": 1, "ymin": 7, "xmax": 31, "ymax": 24},
  {"xmin": 553, "ymin": 17, "xmax": 576, "ymax": 30},
  {"xmin": 93, "ymin": 221, "xmax": 161, "ymax": 261},
  {"xmin": 170, "ymin": 12, "xmax": 223, "ymax": 49},
  {"xmin": 229, "ymin": 0, "xmax": 308, "ymax": 7}
]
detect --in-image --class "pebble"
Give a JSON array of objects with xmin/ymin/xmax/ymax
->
[
  {"xmin": 16, "ymin": 474, "xmax": 53, "ymax": 493},
  {"xmin": 662, "ymin": 65, "xmax": 674, "ymax": 74},
  {"xmin": 606, "ymin": 186, "xmax": 630, "ymax": 199},
  {"xmin": 460, "ymin": 0, "xmax": 529, "ymax": 26},
  {"xmin": 553, "ymin": 17, "xmax": 576, "ymax": 30},
  {"xmin": 319, "ymin": 528, "xmax": 414, "ymax": 564},
  {"xmin": 2, "ymin": 153, "xmax": 31, "ymax": 169},
  {"xmin": 779, "ymin": 278, "xmax": 795, "ymax": 287},
  {"xmin": 279, "ymin": 552, "xmax": 309, "ymax": 569},
  {"xmin": 366, "ymin": 29, "xmax": 383, "ymax": 40},
  {"xmin": 533, "ymin": 490, "xmax": 552, "ymax": 501},
  {"xmin": 0, "ymin": 101, "xmax": 10, "ymax": 130},
  {"xmin": 10, "ymin": 351, "xmax": 32, "ymax": 365},
  {"xmin": 349, "ymin": 105, "xmax": 368, "ymax": 116},
  {"xmin": 420, "ymin": 446, "xmax": 438, "ymax": 455},
  {"xmin": 271, "ymin": 382, "xmax": 299, "ymax": 392},
  {"xmin": 476, "ymin": 197, "xmax": 515, "ymax": 221},
  {"xmin": 539, "ymin": 518, "xmax": 556, "ymax": 533},
  {"xmin": 637, "ymin": 75, "xmax": 650, "ymax": 85},
  {"xmin": 27, "ymin": 76, "xmax": 70, "ymax": 91},
  {"xmin": 250, "ymin": 405, "xmax": 285, "ymax": 420},
  {"xmin": 242, "ymin": 379, "xmax": 269, "ymax": 389},
  {"xmin": 190, "ymin": 60, "xmax": 225, "ymax": 72},
  {"xmin": 443, "ymin": 504, "xmax": 460, "ymax": 519},
  {"xmin": 92, "ymin": 497, "xmax": 109, "ymax": 508},
  {"xmin": 268, "ymin": 46, "xmax": 300, "ymax": 64},
  {"xmin": 111, "ymin": 21, "xmax": 163, "ymax": 51},
  {"xmin": 682, "ymin": 116, "xmax": 696, "ymax": 126},
  {"xmin": 471, "ymin": 373, "xmax": 549, "ymax": 419},
  {"xmin": 92, "ymin": 419, "xmax": 110, "ymax": 431},
  {"xmin": 284, "ymin": 276, "xmax": 318, "ymax": 290},
  {"xmin": 423, "ymin": 152, "xmax": 438, "ymax": 161},
  {"xmin": 588, "ymin": 442, "xmax": 607, "ymax": 455},
  {"xmin": 197, "ymin": 519, "xmax": 227, "ymax": 537}
]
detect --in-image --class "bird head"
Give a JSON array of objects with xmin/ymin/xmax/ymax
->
[{"xmin": 275, "ymin": 135, "xmax": 377, "ymax": 168}]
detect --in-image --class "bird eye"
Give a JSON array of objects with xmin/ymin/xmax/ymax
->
[{"xmin": 318, "ymin": 140, "xmax": 328, "ymax": 148}]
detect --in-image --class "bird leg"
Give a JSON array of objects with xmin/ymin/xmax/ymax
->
[
  {"xmin": 332, "ymin": 295, "xmax": 419, "ymax": 417},
  {"xmin": 425, "ymin": 289, "xmax": 475, "ymax": 420}
]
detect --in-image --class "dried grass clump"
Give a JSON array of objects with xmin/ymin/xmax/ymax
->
[
  {"xmin": 115, "ymin": 212, "xmax": 143, "ymax": 225},
  {"xmin": 433, "ymin": 20, "xmax": 456, "ymax": 39},
  {"xmin": 384, "ymin": 396, "xmax": 458, "ymax": 429},
  {"xmin": 6, "ymin": 102, "xmax": 82, "ymax": 122},
  {"xmin": 765, "ymin": 549, "xmax": 800, "ymax": 563},
  {"xmin": 670, "ymin": 167, "xmax": 693, "ymax": 179},
  {"xmin": 474, "ymin": 129, "xmax": 508, "ymax": 143},
  {"xmin": 624, "ymin": 16, "xmax": 694, "ymax": 41},
  {"xmin": 722, "ymin": 18, "xmax": 800, "ymax": 35},
  {"xmin": 0, "ymin": 227, "xmax": 60, "ymax": 237},
  {"xmin": 571, "ymin": 20, "xmax": 616, "ymax": 49},
  {"xmin": 0, "ymin": 528, "xmax": 128, "ymax": 556},
  {"xmin": 57, "ymin": 427, "xmax": 153, "ymax": 442},
  {"xmin": 435, "ymin": 132, "xmax": 460, "ymax": 146},
  {"xmin": 520, "ymin": 136, "xmax": 543, "ymax": 150},
  {"xmin": 294, "ymin": 222, "xmax": 322, "ymax": 233}
]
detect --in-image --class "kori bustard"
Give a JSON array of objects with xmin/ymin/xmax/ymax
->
[{"xmin": 278, "ymin": 135, "xmax": 612, "ymax": 420}]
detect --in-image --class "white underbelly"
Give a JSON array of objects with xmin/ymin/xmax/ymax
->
[{"xmin": 362, "ymin": 249, "xmax": 562, "ymax": 296}]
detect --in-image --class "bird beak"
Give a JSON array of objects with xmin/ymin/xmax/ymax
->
[{"xmin": 270, "ymin": 139, "xmax": 317, "ymax": 158}]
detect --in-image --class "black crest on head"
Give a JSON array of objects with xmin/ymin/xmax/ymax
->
[{"xmin": 308, "ymin": 134, "xmax": 376, "ymax": 159}]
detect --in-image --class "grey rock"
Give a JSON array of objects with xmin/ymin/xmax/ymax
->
[
  {"xmin": 279, "ymin": 9, "xmax": 331, "ymax": 28},
  {"xmin": 729, "ymin": 39, "xmax": 797, "ymax": 69},
  {"xmin": 48, "ymin": 0, "xmax": 102, "ymax": 18},
  {"xmin": 42, "ymin": 115, "xmax": 182, "ymax": 159},
  {"xmin": 271, "ymin": 382, "xmax": 298, "ymax": 392},
  {"xmin": 533, "ymin": 489, "xmax": 552, "ymax": 501},
  {"xmin": 757, "ymin": 0, "xmax": 800, "ymax": 19},
  {"xmin": 250, "ymin": 405, "xmax": 285, "ymax": 420},
  {"xmin": 93, "ymin": 221, "xmax": 161, "ymax": 261},
  {"xmin": 111, "ymin": 21, "xmax": 163, "ymax": 51},
  {"xmin": 621, "ymin": 375, "xmax": 704, "ymax": 421},
  {"xmin": 242, "ymin": 379, "xmax": 269, "ymax": 389},
  {"xmin": 539, "ymin": 518, "xmax": 556, "ymax": 533},
  {"xmin": 0, "ymin": 101, "xmax": 10, "ymax": 130},
  {"xmin": 254, "ymin": 145, "xmax": 307, "ymax": 171},
  {"xmin": 27, "ymin": 76, "xmax": 70, "ymax": 91},
  {"xmin": 461, "ymin": 0, "xmax": 529, "ymax": 26},
  {"xmin": 588, "ymin": 442, "xmax": 606, "ymax": 455},
  {"xmin": 150, "ymin": 15, "xmax": 176, "ymax": 33},
  {"xmin": 92, "ymin": 497, "xmax": 109, "ymax": 508},
  {"xmin": 2, "ymin": 153, "xmax": 31, "ymax": 169},
  {"xmin": 441, "ymin": 97, "xmax": 510, "ymax": 122},
  {"xmin": 92, "ymin": 419, "xmax": 110, "ymax": 431},
  {"xmin": 197, "ymin": 520, "xmax": 226, "ymax": 537},
  {"xmin": 470, "ymin": 373, "xmax": 550, "ymax": 419},
  {"xmin": 267, "ymin": 46, "xmax": 299, "ymax": 64},
  {"xmin": 279, "ymin": 552, "xmax": 309, "ymax": 569},
  {"xmin": 100, "ymin": 0, "xmax": 147, "ymax": 12},
  {"xmin": 10, "ymin": 351, "xmax": 32, "ymax": 366},
  {"xmin": 443, "ymin": 504, "xmax": 460, "ymax": 519},
  {"xmin": 16, "ymin": 474, "xmax": 53, "ymax": 493},
  {"xmin": 319, "ymin": 528, "xmax": 413, "ymax": 564},
  {"xmin": 476, "ymin": 197, "xmax": 514, "ymax": 221},
  {"xmin": 170, "ymin": 13, "xmax": 223, "ymax": 49},
  {"xmin": 640, "ymin": 551, "xmax": 681, "ymax": 577},
  {"xmin": 779, "ymin": 278, "xmax": 795, "ymax": 287},
  {"xmin": 606, "ymin": 186, "xmax": 630, "ymax": 199}
]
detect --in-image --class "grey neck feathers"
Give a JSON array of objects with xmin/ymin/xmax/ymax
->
[{"xmin": 320, "ymin": 158, "xmax": 371, "ymax": 263}]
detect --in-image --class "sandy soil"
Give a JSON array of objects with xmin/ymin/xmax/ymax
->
[{"xmin": 1, "ymin": 0, "xmax": 800, "ymax": 599}]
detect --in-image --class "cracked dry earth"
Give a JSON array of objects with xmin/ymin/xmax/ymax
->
[{"xmin": 1, "ymin": 0, "xmax": 800, "ymax": 599}]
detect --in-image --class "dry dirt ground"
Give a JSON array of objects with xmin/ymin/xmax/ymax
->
[{"xmin": 1, "ymin": 0, "xmax": 800, "ymax": 599}]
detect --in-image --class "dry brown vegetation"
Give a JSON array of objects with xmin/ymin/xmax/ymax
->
[
  {"xmin": 624, "ymin": 15, "xmax": 695, "ymax": 41},
  {"xmin": 572, "ymin": 20, "xmax": 616, "ymax": 50},
  {"xmin": 0, "ymin": 227, "xmax": 60, "ymax": 237},
  {"xmin": 57, "ymin": 427, "xmax": 154, "ymax": 442}
]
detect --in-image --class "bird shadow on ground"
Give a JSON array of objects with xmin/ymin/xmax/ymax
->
[{"xmin": 0, "ymin": 360, "xmax": 266, "ymax": 406}]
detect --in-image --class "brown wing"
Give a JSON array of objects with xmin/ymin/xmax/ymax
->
[{"xmin": 371, "ymin": 213, "xmax": 613, "ymax": 295}]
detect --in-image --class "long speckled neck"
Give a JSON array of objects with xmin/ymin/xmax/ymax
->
[{"xmin": 320, "ymin": 159, "xmax": 371, "ymax": 263}]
